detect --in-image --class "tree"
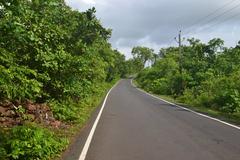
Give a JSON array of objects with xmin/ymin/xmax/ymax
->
[
  {"xmin": 135, "ymin": 38, "xmax": 240, "ymax": 114},
  {"xmin": 0, "ymin": 0, "xmax": 126, "ymax": 101},
  {"xmin": 131, "ymin": 46, "xmax": 154, "ymax": 70}
]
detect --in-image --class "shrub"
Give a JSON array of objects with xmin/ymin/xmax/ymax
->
[
  {"xmin": 5, "ymin": 124, "xmax": 68, "ymax": 160},
  {"xmin": 50, "ymin": 101, "xmax": 79, "ymax": 122},
  {"xmin": 215, "ymin": 89, "xmax": 240, "ymax": 114},
  {"xmin": 178, "ymin": 88, "xmax": 196, "ymax": 105},
  {"xmin": 0, "ymin": 65, "xmax": 43, "ymax": 101},
  {"xmin": 195, "ymin": 91, "xmax": 215, "ymax": 108},
  {"xmin": 149, "ymin": 78, "xmax": 170, "ymax": 95}
]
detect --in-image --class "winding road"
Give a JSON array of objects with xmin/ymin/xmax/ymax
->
[{"xmin": 63, "ymin": 79, "xmax": 240, "ymax": 160}]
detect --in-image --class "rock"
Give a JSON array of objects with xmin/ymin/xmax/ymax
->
[
  {"xmin": 36, "ymin": 104, "xmax": 41, "ymax": 109},
  {"xmin": 45, "ymin": 112, "xmax": 54, "ymax": 121},
  {"xmin": 40, "ymin": 104, "xmax": 50, "ymax": 112},
  {"xmin": 50, "ymin": 120, "xmax": 61, "ymax": 128},
  {"xmin": 0, "ymin": 117, "xmax": 6, "ymax": 122},
  {"xmin": 0, "ymin": 117, "xmax": 17, "ymax": 127},
  {"xmin": 0, "ymin": 100, "xmax": 12, "ymax": 107},
  {"xmin": 26, "ymin": 104, "xmax": 37, "ymax": 113},
  {"xmin": 3, "ymin": 110, "xmax": 15, "ymax": 117},
  {"xmin": 0, "ymin": 106, "xmax": 7, "ymax": 114},
  {"xmin": 0, "ymin": 100, "xmax": 60, "ymax": 127}
]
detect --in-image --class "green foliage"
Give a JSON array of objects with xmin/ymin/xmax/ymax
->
[
  {"xmin": 124, "ymin": 59, "xmax": 142, "ymax": 76},
  {"xmin": 149, "ymin": 78, "xmax": 170, "ymax": 95},
  {"xmin": 198, "ymin": 74, "xmax": 240, "ymax": 113},
  {"xmin": 1, "ymin": 124, "xmax": 68, "ymax": 160},
  {"xmin": 0, "ymin": 129, "xmax": 8, "ymax": 160},
  {"xmin": 49, "ymin": 82, "xmax": 112, "ymax": 123},
  {"xmin": 131, "ymin": 46, "xmax": 154, "ymax": 71},
  {"xmin": 217, "ymin": 89, "xmax": 240, "ymax": 114},
  {"xmin": 0, "ymin": 1, "xmax": 126, "ymax": 103},
  {"xmin": 50, "ymin": 101, "xmax": 79, "ymax": 122},
  {"xmin": 0, "ymin": 1, "xmax": 128, "ymax": 160},
  {"xmin": 136, "ymin": 38, "xmax": 240, "ymax": 115},
  {"xmin": 0, "ymin": 64, "xmax": 43, "ymax": 101}
]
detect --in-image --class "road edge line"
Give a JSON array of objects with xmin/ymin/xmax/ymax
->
[
  {"xmin": 78, "ymin": 80, "xmax": 121, "ymax": 160},
  {"xmin": 131, "ymin": 79, "xmax": 240, "ymax": 130}
]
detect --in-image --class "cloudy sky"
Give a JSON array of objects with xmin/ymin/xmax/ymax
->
[{"xmin": 65, "ymin": 0, "xmax": 240, "ymax": 58}]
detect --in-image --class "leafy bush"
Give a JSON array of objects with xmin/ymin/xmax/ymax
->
[
  {"xmin": 50, "ymin": 82, "xmax": 111, "ymax": 123},
  {"xmin": 4, "ymin": 125, "xmax": 68, "ymax": 160},
  {"xmin": 50, "ymin": 101, "xmax": 79, "ymax": 122},
  {"xmin": 178, "ymin": 88, "xmax": 196, "ymax": 105},
  {"xmin": 195, "ymin": 91, "xmax": 215, "ymax": 108},
  {"xmin": 0, "ymin": 65, "xmax": 43, "ymax": 101},
  {"xmin": 149, "ymin": 78, "xmax": 170, "ymax": 95},
  {"xmin": 215, "ymin": 89, "xmax": 240, "ymax": 114}
]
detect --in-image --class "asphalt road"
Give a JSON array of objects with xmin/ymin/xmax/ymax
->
[{"xmin": 64, "ymin": 79, "xmax": 240, "ymax": 160}]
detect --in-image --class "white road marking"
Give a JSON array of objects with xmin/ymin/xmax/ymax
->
[
  {"xmin": 78, "ymin": 81, "xmax": 120, "ymax": 160},
  {"xmin": 131, "ymin": 79, "xmax": 240, "ymax": 130}
]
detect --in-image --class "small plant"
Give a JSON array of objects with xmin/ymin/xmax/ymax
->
[
  {"xmin": 15, "ymin": 105, "xmax": 30, "ymax": 121},
  {"xmin": 15, "ymin": 105, "xmax": 26, "ymax": 115}
]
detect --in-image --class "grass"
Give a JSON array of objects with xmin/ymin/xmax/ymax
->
[
  {"xmin": 133, "ymin": 80, "xmax": 240, "ymax": 125},
  {"xmin": 54, "ymin": 80, "xmax": 119, "ymax": 159}
]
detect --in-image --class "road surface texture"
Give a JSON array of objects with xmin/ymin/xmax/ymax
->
[{"xmin": 64, "ymin": 79, "xmax": 240, "ymax": 160}]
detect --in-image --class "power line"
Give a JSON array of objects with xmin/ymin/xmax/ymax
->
[
  {"xmin": 185, "ymin": 0, "xmax": 237, "ymax": 30},
  {"xmin": 188, "ymin": 12, "xmax": 240, "ymax": 36},
  {"xmin": 184, "ymin": 0, "xmax": 240, "ymax": 35},
  {"xmin": 170, "ymin": 1, "xmax": 240, "ymax": 47},
  {"xmin": 202, "ymin": 2, "xmax": 240, "ymax": 26}
]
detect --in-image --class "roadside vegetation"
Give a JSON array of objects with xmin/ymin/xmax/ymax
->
[
  {"xmin": 0, "ymin": 1, "xmax": 131, "ymax": 159},
  {"xmin": 133, "ymin": 39, "xmax": 240, "ymax": 124}
]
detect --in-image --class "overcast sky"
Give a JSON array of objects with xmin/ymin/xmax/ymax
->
[{"xmin": 65, "ymin": 0, "xmax": 240, "ymax": 58}]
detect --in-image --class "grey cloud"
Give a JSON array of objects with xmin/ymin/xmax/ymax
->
[{"xmin": 66, "ymin": 0, "xmax": 240, "ymax": 58}]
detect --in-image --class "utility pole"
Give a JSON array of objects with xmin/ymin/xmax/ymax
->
[
  {"xmin": 175, "ymin": 30, "xmax": 185, "ymax": 95},
  {"xmin": 175, "ymin": 30, "xmax": 184, "ymax": 74}
]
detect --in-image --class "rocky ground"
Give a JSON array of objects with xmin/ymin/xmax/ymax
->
[{"xmin": 0, "ymin": 100, "xmax": 65, "ymax": 128}]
